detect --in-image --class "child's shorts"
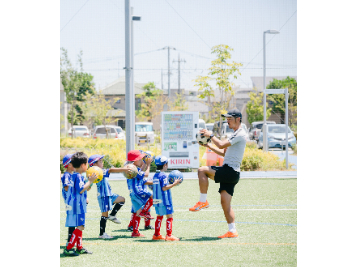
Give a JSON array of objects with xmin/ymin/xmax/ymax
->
[
  {"xmin": 155, "ymin": 205, "xmax": 174, "ymax": 216},
  {"xmin": 97, "ymin": 193, "xmax": 119, "ymax": 213},
  {"xmin": 65, "ymin": 213, "xmax": 85, "ymax": 227},
  {"xmin": 130, "ymin": 192, "xmax": 151, "ymax": 213}
]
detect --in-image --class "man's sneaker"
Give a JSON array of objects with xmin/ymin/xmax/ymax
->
[
  {"xmin": 108, "ymin": 215, "xmax": 121, "ymax": 224},
  {"xmin": 98, "ymin": 232, "xmax": 114, "ymax": 239},
  {"xmin": 139, "ymin": 212, "xmax": 154, "ymax": 220},
  {"xmin": 131, "ymin": 232, "xmax": 145, "ymax": 238},
  {"xmin": 165, "ymin": 235, "xmax": 180, "ymax": 241},
  {"xmin": 218, "ymin": 231, "xmax": 238, "ymax": 238},
  {"xmin": 76, "ymin": 247, "xmax": 93, "ymax": 254},
  {"xmin": 152, "ymin": 234, "xmax": 165, "ymax": 240},
  {"xmin": 63, "ymin": 248, "xmax": 79, "ymax": 257},
  {"xmin": 145, "ymin": 225, "xmax": 154, "ymax": 230},
  {"xmin": 189, "ymin": 201, "xmax": 209, "ymax": 212}
]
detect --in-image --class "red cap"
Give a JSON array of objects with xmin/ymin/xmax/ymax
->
[{"xmin": 127, "ymin": 150, "xmax": 145, "ymax": 162}]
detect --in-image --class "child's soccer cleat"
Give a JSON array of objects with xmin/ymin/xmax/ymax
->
[
  {"xmin": 76, "ymin": 247, "xmax": 93, "ymax": 254},
  {"xmin": 139, "ymin": 212, "xmax": 154, "ymax": 220},
  {"xmin": 98, "ymin": 233, "xmax": 114, "ymax": 239},
  {"xmin": 189, "ymin": 201, "xmax": 209, "ymax": 212},
  {"xmin": 131, "ymin": 232, "xmax": 145, "ymax": 238},
  {"xmin": 127, "ymin": 226, "xmax": 133, "ymax": 232},
  {"xmin": 63, "ymin": 248, "xmax": 79, "ymax": 257},
  {"xmin": 217, "ymin": 231, "xmax": 238, "ymax": 238},
  {"xmin": 145, "ymin": 225, "xmax": 154, "ymax": 230},
  {"xmin": 108, "ymin": 215, "xmax": 121, "ymax": 224},
  {"xmin": 152, "ymin": 234, "xmax": 165, "ymax": 240},
  {"xmin": 165, "ymin": 235, "xmax": 180, "ymax": 241}
]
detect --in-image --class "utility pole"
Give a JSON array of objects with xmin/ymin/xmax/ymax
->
[
  {"xmin": 161, "ymin": 69, "xmax": 164, "ymax": 90},
  {"xmin": 162, "ymin": 46, "xmax": 176, "ymax": 97},
  {"xmin": 173, "ymin": 53, "xmax": 186, "ymax": 94}
]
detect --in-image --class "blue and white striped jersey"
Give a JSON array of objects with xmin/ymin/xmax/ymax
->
[
  {"xmin": 96, "ymin": 169, "xmax": 113, "ymax": 198},
  {"xmin": 65, "ymin": 172, "xmax": 87, "ymax": 215},
  {"xmin": 152, "ymin": 171, "xmax": 173, "ymax": 207},
  {"xmin": 126, "ymin": 167, "xmax": 149, "ymax": 196},
  {"xmin": 61, "ymin": 172, "xmax": 72, "ymax": 202}
]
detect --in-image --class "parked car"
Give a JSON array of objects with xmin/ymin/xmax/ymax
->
[
  {"xmin": 135, "ymin": 122, "xmax": 155, "ymax": 145},
  {"xmin": 257, "ymin": 124, "xmax": 297, "ymax": 150},
  {"xmin": 220, "ymin": 122, "xmax": 248, "ymax": 140},
  {"xmin": 68, "ymin": 126, "xmax": 90, "ymax": 138},
  {"xmin": 199, "ymin": 119, "xmax": 206, "ymax": 130},
  {"xmin": 250, "ymin": 121, "xmax": 276, "ymax": 141},
  {"xmin": 206, "ymin": 123, "xmax": 214, "ymax": 132},
  {"xmin": 93, "ymin": 125, "xmax": 125, "ymax": 140},
  {"xmin": 113, "ymin": 126, "xmax": 126, "ymax": 141}
]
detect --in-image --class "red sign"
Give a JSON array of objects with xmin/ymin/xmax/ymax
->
[{"xmin": 170, "ymin": 159, "xmax": 191, "ymax": 165}]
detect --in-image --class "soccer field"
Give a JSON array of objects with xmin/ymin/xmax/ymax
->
[{"xmin": 60, "ymin": 178, "xmax": 297, "ymax": 266}]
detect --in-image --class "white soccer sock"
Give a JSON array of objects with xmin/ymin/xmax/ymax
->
[
  {"xmin": 199, "ymin": 193, "xmax": 207, "ymax": 203},
  {"xmin": 228, "ymin": 223, "xmax": 236, "ymax": 233}
]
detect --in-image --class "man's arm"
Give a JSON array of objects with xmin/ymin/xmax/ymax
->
[
  {"xmin": 200, "ymin": 129, "xmax": 231, "ymax": 149},
  {"xmin": 203, "ymin": 143, "xmax": 226, "ymax": 157}
]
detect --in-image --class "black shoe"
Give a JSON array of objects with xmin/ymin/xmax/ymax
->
[
  {"xmin": 145, "ymin": 225, "xmax": 154, "ymax": 230},
  {"xmin": 127, "ymin": 226, "xmax": 133, "ymax": 232},
  {"xmin": 63, "ymin": 248, "xmax": 79, "ymax": 256},
  {"xmin": 76, "ymin": 247, "xmax": 93, "ymax": 254}
]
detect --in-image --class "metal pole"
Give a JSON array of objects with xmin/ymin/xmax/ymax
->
[
  {"xmin": 168, "ymin": 47, "xmax": 170, "ymax": 97},
  {"xmin": 285, "ymin": 88, "xmax": 289, "ymax": 169},
  {"xmin": 263, "ymin": 32, "xmax": 267, "ymax": 152},
  {"xmin": 131, "ymin": 6, "xmax": 136, "ymax": 150},
  {"xmin": 178, "ymin": 53, "xmax": 180, "ymax": 94},
  {"xmin": 161, "ymin": 69, "xmax": 164, "ymax": 90},
  {"xmin": 125, "ymin": 0, "xmax": 133, "ymax": 154}
]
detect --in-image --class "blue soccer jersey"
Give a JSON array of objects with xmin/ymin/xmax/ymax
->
[
  {"xmin": 96, "ymin": 169, "xmax": 113, "ymax": 198},
  {"xmin": 61, "ymin": 172, "xmax": 72, "ymax": 202},
  {"xmin": 65, "ymin": 172, "xmax": 87, "ymax": 215},
  {"xmin": 152, "ymin": 171, "xmax": 173, "ymax": 207},
  {"xmin": 127, "ymin": 167, "xmax": 150, "ymax": 196}
]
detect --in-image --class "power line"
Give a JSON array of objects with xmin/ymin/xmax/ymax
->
[
  {"xmin": 85, "ymin": 67, "xmax": 296, "ymax": 72},
  {"xmin": 165, "ymin": 0, "xmax": 211, "ymax": 50},
  {"xmin": 61, "ymin": 0, "xmax": 91, "ymax": 32}
]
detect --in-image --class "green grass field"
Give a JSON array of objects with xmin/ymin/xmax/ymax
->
[{"xmin": 60, "ymin": 178, "xmax": 297, "ymax": 266}]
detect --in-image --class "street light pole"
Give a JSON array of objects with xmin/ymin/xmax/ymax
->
[{"xmin": 263, "ymin": 30, "xmax": 280, "ymax": 152}]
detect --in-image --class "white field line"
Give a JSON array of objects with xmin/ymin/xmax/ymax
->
[{"xmin": 60, "ymin": 208, "xmax": 297, "ymax": 213}]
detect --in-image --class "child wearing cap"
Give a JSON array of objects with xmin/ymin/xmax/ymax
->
[
  {"xmin": 64, "ymin": 152, "xmax": 97, "ymax": 256},
  {"xmin": 152, "ymin": 155, "xmax": 181, "ymax": 241},
  {"xmin": 61, "ymin": 154, "xmax": 76, "ymax": 245},
  {"xmin": 125, "ymin": 150, "xmax": 154, "ymax": 238},
  {"xmin": 88, "ymin": 154, "xmax": 131, "ymax": 239}
]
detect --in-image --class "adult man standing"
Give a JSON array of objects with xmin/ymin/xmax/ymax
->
[{"xmin": 189, "ymin": 109, "xmax": 248, "ymax": 238}]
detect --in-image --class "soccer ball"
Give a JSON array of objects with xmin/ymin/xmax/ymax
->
[
  {"xmin": 124, "ymin": 164, "xmax": 138, "ymax": 179},
  {"xmin": 86, "ymin": 166, "xmax": 104, "ymax": 184},
  {"xmin": 196, "ymin": 133, "xmax": 211, "ymax": 145},
  {"xmin": 168, "ymin": 170, "xmax": 183, "ymax": 185}
]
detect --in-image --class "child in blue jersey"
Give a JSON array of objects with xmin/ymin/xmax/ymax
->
[
  {"xmin": 63, "ymin": 152, "xmax": 97, "ymax": 257},
  {"xmin": 152, "ymin": 155, "xmax": 181, "ymax": 241},
  {"xmin": 126, "ymin": 150, "xmax": 154, "ymax": 238},
  {"xmin": 61, "ymin": 154, "xmax": 76, "ymax": 245},
  {"xmin": 88, "ymin": 154, "xmax": 129, "ymax": 239}
]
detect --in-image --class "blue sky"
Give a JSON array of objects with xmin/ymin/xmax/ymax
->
[{"xmin": 60, "ymin": 0, "xmax": 297, "ymax": 90}]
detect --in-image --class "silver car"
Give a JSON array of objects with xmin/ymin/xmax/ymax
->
[
  {"xmin": 257, "ymin": 124, "xmax": 297, "ymax": 150},
  {"xmin": 250, "ymin": 121, "xmax": 276, "ymax": 141},
  {"xmin": 68, "ymin": 126, "xmax": 90, "ymax": 138},
  {"xmin": 93, "ymin": 125, "xmax": 125, "ymax": 140}
]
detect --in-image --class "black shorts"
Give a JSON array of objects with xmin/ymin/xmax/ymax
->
[{"xmin": 211, "ymin": 164, "xmax": 240, "ymax": 196}]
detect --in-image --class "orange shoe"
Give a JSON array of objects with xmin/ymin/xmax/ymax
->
[
  {"xmin": 189, "ymin": 201, "xmax": 209, "ymax": 212},
  {"xmin": 218, "ymin": 231, "xmax": 238, "ymax": 238},
  {"xmin": 152, "ymin": 234, "xmax": 165, "ymax": 240},
  {"xmin": 131, "ymin": 232, "xmax": 145, "ymax": 238},
  {"xmin": 165, "ymin": 235, "xmax": 180, "ymax": 241}
]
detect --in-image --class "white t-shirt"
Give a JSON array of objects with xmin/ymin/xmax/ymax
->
[{"xmin": 223, "ymin": 127, "xmax": 248, "ymax": 172}]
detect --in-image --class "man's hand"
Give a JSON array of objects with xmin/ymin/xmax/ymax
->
[{"xmin": 200, "ymin": 129, "xmax": 212, "ymax": 138}]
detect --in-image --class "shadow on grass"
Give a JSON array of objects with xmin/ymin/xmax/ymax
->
[
  {"xmin": 182, "ymin": 236, "xmax": 219, "ymax": 242},
  {"xmin": 112, "ymin": 229, "xmax": 133, "ymax": 233},
  {"xmin": 83, "ymin": 235, "xmax": 132, "ymax": 241}
]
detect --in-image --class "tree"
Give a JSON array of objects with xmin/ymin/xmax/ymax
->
[
  {"xmin": 60, "ymin": 48, "xmax": 95, "ymax": 134},
  {"xmin": 266, "ymin": 76, "xmax": 297, "ymax": 125},
  {"xmin": 78, "ymin": 91, "xmax": 120, "ymax": 138},
  {"xmin": 194, "ymin": 44, "xmax": 242, "ymax": 137},
  {"xmin": 246, "ymin": 88, "xmax": 272, "ymax": 124},
  {"xmin": 169, "ymin": 93, "xmax": 188, "ymax": 112}
]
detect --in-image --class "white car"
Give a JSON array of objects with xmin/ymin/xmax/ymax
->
[
  {"xmin": 206, "ymin": 123, "xmax": 214, "ymax": 132},
  {"xmin": 68, "ymin": 126, "xmax": 90, "ymax": 138},
  {"xmin": 220, "ymin": 122, "xmax": 248, "ymax": 140},
  {"xmin": 135, "ymin": 122, "xmax": 155, "ymax": 145},
  {"xmin": 93, "ymin": 125, "xmax": 125, "ymax": 140}
]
